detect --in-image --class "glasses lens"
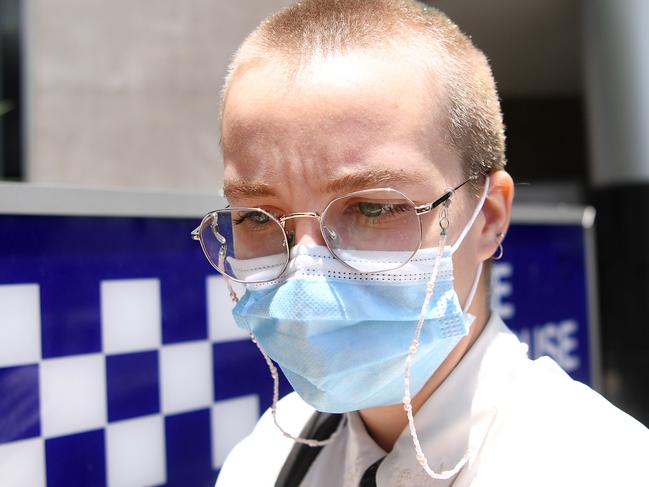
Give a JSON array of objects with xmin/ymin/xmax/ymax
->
[
  {"xmin": 322, "ymin": 189, "xmax": 421, "ymax": 272},
  {"xmin": 199, "ymin": 209, "xmax": 288, "ymax": 283}
]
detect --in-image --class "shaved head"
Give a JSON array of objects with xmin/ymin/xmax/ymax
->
[{"xmin": 221, "ymin": 0, "xmax": 507, "ymax": 192}]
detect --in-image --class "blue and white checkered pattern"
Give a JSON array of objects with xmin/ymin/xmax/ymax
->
[
  {"xmin": 0, "ymin": 215, "xmax": 291, "ymax": 487},
  {"xmin": 0, "ymin": 210, "xmax": 597, "ymax": 485}
]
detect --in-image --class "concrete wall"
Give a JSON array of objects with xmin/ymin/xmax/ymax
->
[{"xmin": 25, "ymin": 0, "xmax": 292, "ymax": 191}]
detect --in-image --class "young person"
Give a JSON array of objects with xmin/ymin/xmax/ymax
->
[{"xmin": 193, "ymin": 1, "xmax": 649, "ymax": 485}]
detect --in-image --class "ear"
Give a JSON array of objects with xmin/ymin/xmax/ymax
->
[{"xmin": 477, "ymin": 170, "xmax": 514, "ymax": 261}]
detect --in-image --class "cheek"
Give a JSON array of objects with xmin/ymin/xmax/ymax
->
[
  {"xmin": 419, "ymin": 211, "xmax": 440, "ymax": 247},
  {"xmin": 450, "ymin": 228, "xmax": 483, "ymax": 306}
]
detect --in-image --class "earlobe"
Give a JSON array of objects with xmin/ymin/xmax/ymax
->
[
  {"xmin": 492, "ymin": 232, "xmax": 505, "ymax": 260},
  {"xmin": 479, "ymin": 170, "xmax": 514, "ymax": 261}
]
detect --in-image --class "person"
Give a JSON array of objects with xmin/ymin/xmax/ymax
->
[{"xmin": 193, "ymin": 1, "xmax": 649, "ymax": 485}]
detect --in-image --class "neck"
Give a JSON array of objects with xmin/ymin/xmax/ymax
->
[{"xmin": 358, "ymin": 289, "xmax": 490, "ymax": 452}]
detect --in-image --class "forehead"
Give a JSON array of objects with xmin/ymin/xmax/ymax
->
[{"xmin": 221, "ymin": 51, "xmax": 463, "ymax": 201}]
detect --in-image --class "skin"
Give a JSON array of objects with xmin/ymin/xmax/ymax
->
[{"xmin": 221, "ymin": 50, "xmax": 514, "ymax": 452}]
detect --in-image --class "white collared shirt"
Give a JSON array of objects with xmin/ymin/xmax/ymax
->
[{"xmin": 217, "ymin": 313, "xmax": 649, "ymax": 486}]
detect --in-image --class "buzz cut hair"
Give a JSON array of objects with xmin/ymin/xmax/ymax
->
[{"xmin": 221, "ymin": 0, "xmax": 507, "ymax": 188}]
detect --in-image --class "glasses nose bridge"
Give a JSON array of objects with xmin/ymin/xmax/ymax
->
[
  {"xmin": 279, "ymin": 211, "xmax": 329, "ymax": 247},
  {"xmin": 278, "ymin": 211, "xmax": 322, "ymax": 225}
]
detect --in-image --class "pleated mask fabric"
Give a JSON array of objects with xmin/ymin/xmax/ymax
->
[{"xmin": 231, "ymin": 244, "xmax": 473, "ymax": 413}]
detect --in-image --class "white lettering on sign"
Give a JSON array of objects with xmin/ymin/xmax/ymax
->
[
  {"xmin": 491, "ymin": 262, "xmax": 515, "ymax": 320},
  {"xmin": 516, "ymin": 320, "xmax": 581, "ymax": 372}
]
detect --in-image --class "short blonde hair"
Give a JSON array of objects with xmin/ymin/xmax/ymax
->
[{"xmin": 221, "ymin": 0, "xmax": 507, "ymax": 189}]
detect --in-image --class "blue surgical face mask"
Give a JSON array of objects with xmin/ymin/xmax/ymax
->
[{"xmin": 230, "ymin": 179, "xmax": 490, "ymax": 414}]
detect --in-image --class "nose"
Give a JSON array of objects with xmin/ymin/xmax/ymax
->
[{"xmin": 288, "ymin": 216, "xmax": 327, "ymax": 247}]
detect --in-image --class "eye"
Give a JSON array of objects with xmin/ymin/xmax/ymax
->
[
  {"xmin": 358, "ymin": 202, "xmax": 386, "ymax": 218},
  {"xmin": 354, "ymin": 202, "xmax": 410, "ymax": 219},
  {"xmin": 232, "ymin": 211, "xmax": 272, "ymax": 225}
]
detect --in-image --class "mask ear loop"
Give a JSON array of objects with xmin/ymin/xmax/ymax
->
[
  {"xmin": 450, "ymin": 177, "xmax": 490, "ymax": 255},
  {"xmin": 219, "ymin": 253, "xmax": 347, "ymax": 447},
  {"xmin": 455, "ymin": 177, "xmax": 488, "ymax": 315},
  {"xmin": 463, "ymin": 261, "xmax": 483, "ymax": 315}
]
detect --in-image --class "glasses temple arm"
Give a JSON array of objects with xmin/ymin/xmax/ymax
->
[{"xmin": 430, "ymin": 177, "xmax": 476, "ymax": 209}]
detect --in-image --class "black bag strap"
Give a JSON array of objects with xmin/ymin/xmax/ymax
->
[
  {"xmin": 358, "ymin": 456, "xmax": 386, "ymax": 487},
  {"xmin": 274, "ymin": 411, "xmax": 344, "ymax": 487}
]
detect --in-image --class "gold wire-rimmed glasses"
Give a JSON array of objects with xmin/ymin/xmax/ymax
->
[{"xmin": 191, "ymin": 178, "xmax": 474, "ymax": 283}]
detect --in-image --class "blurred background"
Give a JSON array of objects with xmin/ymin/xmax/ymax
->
[
  {"xmin": 1, "ymin": 0, "xmax": 591, "ymax": 195},
  {"xmin": 1, "ymin": 0, "xmax": 648, "ymax": 485}
]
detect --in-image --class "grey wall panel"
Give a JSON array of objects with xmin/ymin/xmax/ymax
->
[{"xmin": 25, "ymin": 0, "xmax": 293, "ymax": 191}]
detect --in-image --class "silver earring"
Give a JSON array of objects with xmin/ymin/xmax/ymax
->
[{"xmin": 493, "ymin": 232, "xmax": 505, "ymax": 260}]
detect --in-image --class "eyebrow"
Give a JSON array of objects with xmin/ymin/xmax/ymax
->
[
  {"xmin": 324, "ymin": 168, "xmax": 426, "ymax": 194},
  {"xmin": 223, "ymin": 180, "xmax": 276, "ymax": 199},
  {"xmin": 223, "ymin": 168, "xmax": 428, "ymax": 200}
]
